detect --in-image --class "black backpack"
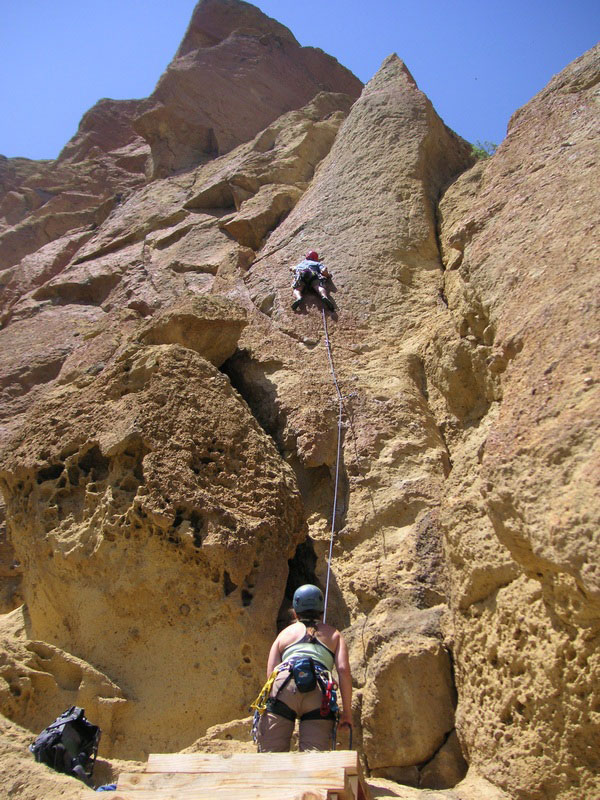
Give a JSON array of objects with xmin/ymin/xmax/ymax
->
[{"xmin": 29, "ymin": 706, "xmax": 101, "ymax": 785}]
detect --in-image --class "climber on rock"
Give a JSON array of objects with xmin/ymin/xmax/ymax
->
[
  {"xmin": 255, "ymin": 584, "xmax": 352, "ymax": 752},
  {"xmin": 290, "ymin": 250, "xmax": 335, "ymax": 312}
]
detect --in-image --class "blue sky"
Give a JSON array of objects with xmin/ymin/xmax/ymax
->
[{"xmin": 1, "ymin": 0, "xmax": 597, "ymax": 160}]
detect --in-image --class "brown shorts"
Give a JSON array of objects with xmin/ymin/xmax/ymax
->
[{"xmin": 256, "ymin": 669, "xmax": 334, "ymax": 753}]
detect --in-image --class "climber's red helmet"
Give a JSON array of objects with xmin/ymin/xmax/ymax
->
[{"xmin": 306, "ymin": 250, "xmax": 319, "ymax": 261}]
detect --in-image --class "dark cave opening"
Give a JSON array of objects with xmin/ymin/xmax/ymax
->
[{"xmin": 276, "ymin": 537, "xmax": 323, "ymax": 631}]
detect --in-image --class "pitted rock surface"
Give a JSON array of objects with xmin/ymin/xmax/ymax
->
[
  {"xmin": 1, "ymin": 342, "xmax": 304, "ymax": 757},
  {"xmin": 0, "ymin": 4, "xmax": 598, "ymax": 799},
  {"xmin": 435, "ymin": 43, "xmax": 600, "ymax": 800}
]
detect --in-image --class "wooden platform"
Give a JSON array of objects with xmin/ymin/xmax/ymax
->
[{"xmin": 115, "ymin": 751, "xmax": 372, "ymax": 800}]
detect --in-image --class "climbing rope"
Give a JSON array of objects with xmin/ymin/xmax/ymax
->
[{"xmin": 321, "ymin": 307, "xmax": 345, "ymax": 624}]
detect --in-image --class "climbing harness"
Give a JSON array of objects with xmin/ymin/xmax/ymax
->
[
  {"xmin": 250, "ymin": 665, "xmax": 285, "ymax": 716},
  {"xmin": 250, "ymin": 663, "xmax": 289, "ymax": 744},
  {"xmin": 292, "ymin": 263, "xmax": 325, "ymax": 288},
  {"xmin": 321, "ymin": 306, "xmax": 344, "ymax": 624},
  {"xmin": 250, "ymin": 658, "xmax": 340, "ymax": 748}
]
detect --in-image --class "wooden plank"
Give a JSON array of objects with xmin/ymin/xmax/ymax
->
[
  {"xmin": 117, "ymin": 768, "xmax": 347, "ymax": 791},
  {"xmin": 116, "ymin": 750, "xmax": 369, "ymax": 800},
  {"xmin": 356, "ymin": 774, "xmax": 371, "ymax": 800},
  {"xmin": 112, "ymin": 787, "xmax": 330, "ymax": 800},
  {"xmin": 146, "ymin": 751, "xmax": 359, "ymax": 775}
]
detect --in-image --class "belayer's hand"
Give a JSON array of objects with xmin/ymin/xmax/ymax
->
[
  {"xmin": 339, "ymin": 711, "xmax": 353, "ymax": 728},
  {"xmin": 338, "ymin": 715, "xmax": 353, "ymax": 750}
]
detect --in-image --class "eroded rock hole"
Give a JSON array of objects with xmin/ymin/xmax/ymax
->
[
  {"xmin": 223, "ymin": 571, "xmax": 237, "ymax": 596},
  {"xmin": 276, "ymin": 537, "xmax": 321, "ymax": 630},
  {"xmin": 36, "ymin": 463, "xmax": 64, "ymax": 484},
  {"xmin": 172, "ymin": 508, "xmax": 205, "ymax": 547},
  {"xmin": 241, "ymin": 590, "xmax": 253, "ymax": 607},
  {"xmin": 78, "ymin": 446, "xmax": 109, "ymax": 481}
]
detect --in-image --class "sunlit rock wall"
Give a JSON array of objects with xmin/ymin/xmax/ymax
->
[{"xmin": 0, "ymin": 1, "xmax": 598, "ymax": 797}]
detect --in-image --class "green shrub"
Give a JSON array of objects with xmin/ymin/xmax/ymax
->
[{"xmin": 471, "ymin": 140, "xmax": 498, "ymax": 160}]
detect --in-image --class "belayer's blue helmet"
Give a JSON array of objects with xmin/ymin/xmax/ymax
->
[{"xmin": 293, "ymin": 584, "xmax": 324, "ymax": 614}]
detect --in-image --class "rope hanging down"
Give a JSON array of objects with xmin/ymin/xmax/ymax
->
[{"xmin": 321, "ymin": 307, "xmax": 345, "ymax": 624}]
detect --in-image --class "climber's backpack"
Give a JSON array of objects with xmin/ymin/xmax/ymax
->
[
  {"xmin": 292, "ymin": 657, "xmax": 317, "ymax": 693},
  {"xmin": 29, "ymin": 706, "xmax": 101, "ymax": 785}
]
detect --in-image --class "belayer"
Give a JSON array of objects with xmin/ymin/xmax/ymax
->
[
  {"xmin": 252, "ymin": 584, "xmax": 352, "ymax": 751},
  {"xmin": 290, "ymin": 250, "xmax": 335, "ymax": 312}
]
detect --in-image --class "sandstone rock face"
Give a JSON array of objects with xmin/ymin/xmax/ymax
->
[
  {"xmin": 0, "ymin": 31, "xmax": 355, "ymax": 761},
  {"xmin": 0, "ymin": 3, "xmax": 597, "ymax": 799},
  {"xmin": 139, "ymin": 0, "xmax": 363, "ymax": 177},
  {"xmin": 435, "ymin": 44, "xmax": 600, "ymax": 799},
  {"xmin": 0, "ymin": 0, "xmax": 360, "ymax": 277},
  {"xmin": 0, "ymin": 507, "xmax": 22, "ymax": 613},
  {"xmin": 1, "ymin": 338, "xmax": 304, "ymax": 757},
  {"xmin": 233, "ymin": 54, "xmax": 474, "ymax": 787}
]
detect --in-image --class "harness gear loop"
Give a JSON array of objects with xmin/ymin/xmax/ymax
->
[
  {"xmin": 322, "ymin": 307, "xmax": 344, "ymax": 624},
  {"xmin": 321, "ymin": 677, "xmax": 338, "ymax": 717},
  {"xmin": 250, "ymin": 662, "xmax": 293, "ymax": 745},
  {"xmin": 249, "ymin": 666, "xmax": 283, "ymax": 715}
]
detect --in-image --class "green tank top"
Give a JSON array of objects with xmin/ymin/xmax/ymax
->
[{"xmin": 281, "ymin": 632, "xmax": 336, "ymax": 672}]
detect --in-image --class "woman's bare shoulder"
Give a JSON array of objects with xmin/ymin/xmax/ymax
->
[
  {"xmin": 277, "ymin": 621, "xmax": 304, "ymax": 648},
  {"xmin": 316, "ymin": 623, "xmax": 341, "ymax": 650},
  {"xmin": 319, "ymin": 622, "xmax": 340, "ymax": 636}
]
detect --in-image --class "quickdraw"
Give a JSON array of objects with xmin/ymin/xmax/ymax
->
[
  {"xmin": 320, "ymin": 677, "xmax": 338, "ymax": 718},
  {"xmin": 250, "ymin": 661, "xmax": 292, "ymax": 745},
  {"xmin": 250, "ymin": 663, "xmax": 290, "ymax": 716}
]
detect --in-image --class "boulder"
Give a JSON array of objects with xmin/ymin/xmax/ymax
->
[
  {"xmin": 219, "ymin": 184, "xmax": 303, "ymax": 249},
  {"xmin": 362, "ymin": 636, "xmax": 456, "ymax": 773},
  {"xmin": 0, "ymin": 343, "xmax": 304, "ymax": 757},
  {"xmin": 136, "ymin": 295, "xmax": 247, "ymax": 366}
]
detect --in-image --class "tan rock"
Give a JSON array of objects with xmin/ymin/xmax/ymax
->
[
  {"xmin": 0, "ymin": 504, "xmax": 22, "ymax": 613},
  {"xmin": 0, "ymin": 230, "xmax": 94, "ymax": 325},
  {"xmin": 136, "ymin": 295, "xmax": 247, "ymax": 367},
  {"xmin": 220, "ymin": 184, "xmax": 303, "ymax": 249},
  {"xmin": 367, "ymin": 767, "xmax": 511, "ymax": 798},
  {"xmin": 0, "ymin": 607, "xmax": 126, "ymax": 753},
  {"xmin": 0, "ymin": 342, "xmax": 304, "ymax": 757},
  {"xmin": 137, "ymin": 0, "xmax": 362, "ymax": 177},
  {"xmin": 362, "ymin": 636, "xmax": 456, "ymax": 771},
  {"xmin": 452, "ymin": 771, "xmax": 513, "ymax": 800},
  {"xmin": 0, "ymin": 305, "xmax": 110, "ymax": 450},
  {"xmin": 419, "ymin": 732, "xmax": 468, "ymax": 791},
  {"xmin": 210, "ymin": 54, "xmax": 473, "ymax": 787},
  {"xmin": 435, "ymin": 43, "xmax": 600, "ymax": 799},
  {"xmin": 0, "ymin": 5, "xmax": 597, "ymax": 799},
  {"xmin": 0, "ymin": 0, "xmax": 358, "ymax": 272},
  {"xmin": 56, "ymin": 98, "xmax": 151, "ymax": 166},
  {"xmin": 0, "ymin": 197, "xmax": 115, "ymax": 270}
]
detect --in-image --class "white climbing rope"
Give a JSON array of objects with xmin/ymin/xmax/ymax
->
[{"xmin": 321, "ymin": 306, "xmax": 345, "ymax": 624}]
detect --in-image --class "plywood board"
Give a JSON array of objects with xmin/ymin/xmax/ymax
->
[
  {"xmin": 118, "ymin": 768, "xmax": 347, "ymax": 790},
  {"xmin": 146, "ymin": 751, "xmax": 359, "ymax": 774},
  {"xmin": 113, "ymin": 788, "xmax": 331, "ymax": 800},
  {"xmin": 117, "ymin": 749, "xmax": 372, "ymax": 800}
]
